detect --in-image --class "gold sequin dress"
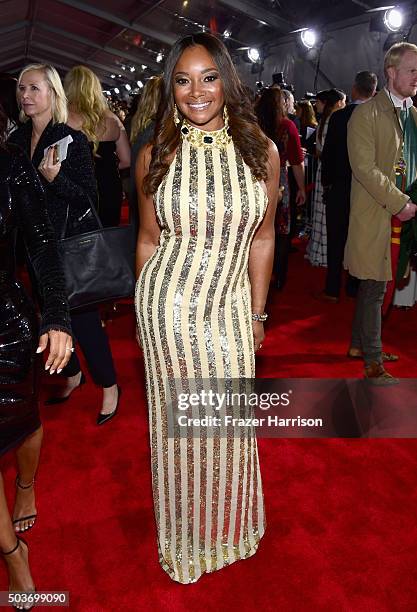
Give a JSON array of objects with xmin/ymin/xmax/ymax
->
[{"xmin": 135, "ymin": 121, "xmax": 267, "ymax": 583}]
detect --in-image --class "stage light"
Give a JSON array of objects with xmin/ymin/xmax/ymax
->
[
  {"xmin": 129, "ymin": 66, "xmax": 135, "ymax": 72},
  {"xmin": 137, "ymin": 80, "xmax": 144, "ymax": 88},
  {"xmin": 156, "ymin": 52, "xmax": 163, "ymax": 63},
  {"xmin": 141, "ymin": 64, "xmax": 147, "ymax": 70},
  {"xmin": 300, "ymin": 29, "xmax": 317, "ymax": 49},
  {"xmin": 110, "ymin": 74, "xmax": 115, "ymax": 79},
  {"xmin": 114, "ymin": 87, "xmax": 120, "ymax": 94},
  {"xmin": 247, "ymin": 47, "xmax": 260, "ymax": 63},
  {"xmin": 125, "ymin": 83, "xmax": 131, "ymax": 91},
  {"xmin": 223, "ymin": 29, "xmax": 231, "ymax": 38},
  {"xmin": 383, "ymin": 8, "xmax": 403, "ymax": 32}
]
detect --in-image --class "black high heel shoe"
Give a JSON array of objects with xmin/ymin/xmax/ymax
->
[
  {"xmin": 2, "ymin": 537, "xmax": 35, "ymax": 610},
  {"xmin": 97, "ymin": 386, "xmax": 121, "ymax": 425},
  {"xmin": 12, "ymin": 477, "xmax": 37, "ymax": 533},
  {"xmin": 45, "ymin": 372, "xmax": 85, "ymax": 405}
]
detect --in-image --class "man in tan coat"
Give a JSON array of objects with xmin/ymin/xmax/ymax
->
[{"xmin": 345, "ymin": 42, "xmax": 417, "ymax": 383}]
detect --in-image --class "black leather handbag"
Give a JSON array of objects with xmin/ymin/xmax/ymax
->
[{"xmin": 58, "ymin": 202, "xmax": 136, "ymax": 310}]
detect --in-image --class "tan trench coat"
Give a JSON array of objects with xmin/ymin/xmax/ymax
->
[{"xmin": 344, "ymin": 89, "xmax": 417, "ymax": 281}]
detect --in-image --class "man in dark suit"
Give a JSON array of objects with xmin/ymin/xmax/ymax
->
[{"xmin": 317, "ymin": 71, "xmax": 378, "ymax": 302}]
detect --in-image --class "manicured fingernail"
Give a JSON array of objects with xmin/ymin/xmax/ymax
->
[
  {"xmin": 50, "ymin": 369, "xmax": 55, "ymax": 375},
  {"xmin": 45, "ymin": 364, "xmax": 50, "ymax": 370},
  {"xmin": 57, "ymin": 369, "xmax": 62, "ymax": 374},
  {"xmin": 36, "ymin": 346, "xmax": 42, "ymax": 353}
]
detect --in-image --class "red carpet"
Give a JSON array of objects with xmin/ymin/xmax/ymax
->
[{"xmin": 1, "ymin": 244, "xmax": 417, "ymax": 611}]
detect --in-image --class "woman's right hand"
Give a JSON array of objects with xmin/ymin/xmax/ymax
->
[
  {"xmin": 37, "ymin": 330, "xmax": 73, "ymax": 374},
  {"xmin": 38, "ymin": 146, "xmax": 61, "ymax": 183}
]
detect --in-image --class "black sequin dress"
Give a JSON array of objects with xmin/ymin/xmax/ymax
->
[
  {"xmin": 0, "ymin": 144, "xmax": 71, "ymax": 455},
  {"xmin": 95, "ymin": 141, "xmax": 123, "ymax": 227}
]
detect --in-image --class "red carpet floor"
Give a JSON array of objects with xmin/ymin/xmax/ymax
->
[{"xmin": 1, "ymin": 244, "xmax": 417, "ymax": 611}]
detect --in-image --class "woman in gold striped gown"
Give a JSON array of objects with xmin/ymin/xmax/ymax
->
[{"xmin": 135, "ymin": 33, "xmax": 280, "ymax": 583}]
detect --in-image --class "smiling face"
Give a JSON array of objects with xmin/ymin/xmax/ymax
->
[
  {"xmin": 387, "ymin": 50, "xmax": 417, "ymax": 99},
  {"xmin": 173, "ymin": 44, "xmax": 225, "ymax": 131},
  {"xmin": 18, "ymin": 69, "xmax": 53, "ymax": 121}
]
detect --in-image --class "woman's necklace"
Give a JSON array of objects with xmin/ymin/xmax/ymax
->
[{"xmin": 180, "ymin": 119, "xmax": 232, "ymax": 149}]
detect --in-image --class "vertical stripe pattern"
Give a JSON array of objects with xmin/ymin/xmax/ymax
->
[{"xmin": 136, "ymin": 137, "xmax": 267, "ymax": 584}]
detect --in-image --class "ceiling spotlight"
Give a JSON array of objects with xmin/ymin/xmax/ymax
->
[
  {"xmin": 137, "ymin": 80, "xmax": 144, "ymax": 88},
  {"xmin": 383, "ymin": 7, "xmax": 403, "ymax": 32},
  {"xmin": 141, "ymin": 64, "xmax": 147, "ymax": 70},
  {"xmin": 114, "ymin": 87, "xmax": 120, "ymax": 94},
  {"xmin": 156, "ymin": 52, "xmax": 164, "ymax": 63},
  {"xmin": 110, "ymin": 74, "xmax": 115, "ymax": 79},
  {"xmin": 247, "ymin": 47, "xmax": 260, "ymax": 63},
  {"xmin": 118, "ymin": 74, "xmax": 122, "ymax": 78},
  {"xmin": 300, "ymin": 28, "xmax": 317, "ymax": 49},
  {"xmin": 125, "ymin": 83, "xmax": 132, "ymax": 91},
  {"xmin": 223, "ymin": 29, "xmax": 231, "ymax": 38},
  {"xmin": 129, "ymin": 66, "xmax": 135, "ymax": 72}
]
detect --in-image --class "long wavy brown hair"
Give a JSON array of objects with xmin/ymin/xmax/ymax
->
[
  {"xmin": 254, "ymin": 87, "xmax": 284, "ymax": 145},
  {"xmin": 143, "ymin": 32, "xmax": 270, "ymax": 195}
]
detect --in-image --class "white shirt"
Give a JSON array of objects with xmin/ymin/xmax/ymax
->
[{"xmin": 384, "ymin": 87, "xmax": 413, "ymax": 109}]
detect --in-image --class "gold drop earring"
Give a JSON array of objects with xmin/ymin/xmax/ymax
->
[{"xmin": 173, "ymin": 104, "xmax": 181, "ymax": 126}]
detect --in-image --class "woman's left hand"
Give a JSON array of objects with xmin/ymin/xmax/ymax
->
[
  {"xmin": 253, "ymin": 321, "xmax": 265, "ymax": 353},
  {"xmin": 38, "ymin": 145, "xmax": 61, "ymax": 183},
  {"xmin": 37, "ymin": 330, "xmax": 73, "ymax": 374}
]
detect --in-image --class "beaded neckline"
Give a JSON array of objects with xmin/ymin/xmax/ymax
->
[{"xmin": 180, "ymin": 120, "xmax": 232, "ymax": 149}]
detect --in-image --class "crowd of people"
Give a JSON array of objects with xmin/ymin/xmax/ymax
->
[{"xmin": 0, "ymin": 32, "xmax": 417, "ymax": 603}]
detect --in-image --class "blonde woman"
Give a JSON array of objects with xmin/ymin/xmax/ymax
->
[
  {"xmin": 65, "ymin": 65, "xmax": 131, "ymax": 227},
  {"xmin": 10, "ymin": 64, "xmax": 120, "ymax": 424},
  {"xmin": 130, "ymin": 75, "xmax": 162, "ymax": 144}
]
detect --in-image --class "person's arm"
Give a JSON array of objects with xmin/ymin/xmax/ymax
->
[
  {"xmin": 135, "ymin": 144, "xmax": 161, "ymax": 279},
  {"xmin": 10, "ymin": 145, "xmax": 73, "ymax": 373},
  {"xmin": 248, "ymin": 140, "xmax": 281, "ymax": 352},
  {"xmin": 44, "ymin": 131, "xmax": 98, "ymax": 206},
  {"xmin": 286, "ymin": 120, "xmax": 306, "ymax": 205},
  {"xmin": 347, "ymin": 104, "xmax": 408, "ymax": 215},
  {"xmin": 292, "ymin": 164, "xmax": 306, "ymax": 205},
  {"xmin": 113, "ymin": 114, "xmax": 131, "ymax": 170}
]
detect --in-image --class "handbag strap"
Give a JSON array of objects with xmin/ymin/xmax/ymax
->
[{"xmin": 60, "ymin": 194, "xmax": 103, "ymax": 240}]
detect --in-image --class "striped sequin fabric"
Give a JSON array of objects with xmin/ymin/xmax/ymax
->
[{"xmin": 135, "ymin": 133, "xmax": 268, "ymax": 583}]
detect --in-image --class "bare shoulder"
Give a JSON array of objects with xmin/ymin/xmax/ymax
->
[
  {"xmin": 266, "ymin": 137, "xmax": 280, "ymax": 174},
  {"xmin": 66, "ymin": 110, "xmax": 83, "ymax": 131},
  {"xmin": 105, "ymin": 109, "xmax": 124, "ymax": 129},
  {"xmin": 266, "ymin": 137, "xmax": 279, "ymax": 161}
]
